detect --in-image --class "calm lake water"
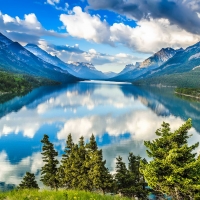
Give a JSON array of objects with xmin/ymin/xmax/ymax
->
[{"xmin": 0, "ymin": 81, "xmax": 200, "ymax": 190}]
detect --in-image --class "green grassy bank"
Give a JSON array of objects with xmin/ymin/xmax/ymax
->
[{"xmin": 0, "ymin": 189, "xmax": 131, "ymax": 200}]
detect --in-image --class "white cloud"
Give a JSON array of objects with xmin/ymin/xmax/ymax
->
[
  {"xmin": 0, "ymin": 151, "xmax": 43, "ymax": 186},
  {"xmin": 110, "ymin": 18, "xmax": 200, "ymax": 53},
  {"xmin": 38, "ymin": 40, "xmax": 143, "ymax": 72},
  {"xmin": 60, "ymin": 6, "xmax": 112, "ymax": 44},
  {"xmin": 60, "ymin": 7, "xmax": 200, "ymax": 53},
  {"xmin": 0, "ymin": 12, "xmax": 66, "ymax": 44},
  {"xmin": 2, "ymin": 14, "xmax": 15, "ymax": 23},
  {"xmin": 46, "ymin": 0, "xmax": 60, "ymax": 5}
]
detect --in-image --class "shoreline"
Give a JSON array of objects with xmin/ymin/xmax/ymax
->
[{"xmin": 175, "ymin": 91, "xmax": 200, "ymax": 100}]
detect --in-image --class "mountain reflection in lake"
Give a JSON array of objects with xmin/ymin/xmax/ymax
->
[{"xmin": 0, "ymin": 81, "xmax": 200, "ymax": 189}]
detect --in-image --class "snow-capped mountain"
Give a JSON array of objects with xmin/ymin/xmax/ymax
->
[
  {"xmin": 110, "ymin": 47, "xmax": 178, "ymax": 82},
  {"xmin": 0, "ymin": 33, "xmax": 81, "ymax": 83},
  {"xmin": 104, "ymin": 71, "xmax": 117, "ymax": 78},
  {"xmin": 140, "ymin": 48, "xmax": 177, "ymax": 68},
  {"xmin": 25, "ymin": 44, "xmax": 107, "ymax": 80},
  {"xmin": 68, "ymin": 62, "xmax": 107, "ymax": 80},
  {"xmin": 139, "ymin": 41, "xmax": 200, "ymax": 79},
  {"xmin": 25, "ymin": 44, "xmax": 69, "ymax": 69},
  {"xmin": 118, "ymin": 62, "xmax": 141, "ymax": 76}
]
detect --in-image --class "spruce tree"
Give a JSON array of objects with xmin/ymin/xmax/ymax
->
[
  {"xmin": 59, "ymin": 134, "xmax": 74, "ymax": 187},
  {"xmin": 40, "ymin": 134, "xmax": 59, "ymax": 190},
  {"xmin": 140, "ymin": 119, "xmax": 200, "ymax": 199},
  {"xmin": 18, "ymin": 172, "xmax": 39, "ymax": 189},
  {"xmin": 114, "ymin": 156, "xmax": 130, "ymax": 195},
  {"xmin": 88, "ymin": 149, "xmax": 114, "ymax": 194},
  {"xmin": 76, "ymin": 136, "xmax": 92, "ymax": 190},
  {"xmin": 127, "ymin": 153, "xmax": 147, "ymax": 199},
  {"xmin": 86, "ymin": 134, "xmax": 98, "ymax": 151}
]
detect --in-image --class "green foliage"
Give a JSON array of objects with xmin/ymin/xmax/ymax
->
[
  {"xmin": 114, "ymin": 155, "xmax": 147, "ymax": 199},
  {"xmin": 59, "ymin": 134, "xmax": 114, "ymax": 193},
  {"xmin": 0, "ymin": 70, "xmax": 59, "ymax": 94},
  {"xmin": 0, "ymin": 189, "xmax": 130, "ymax": 200},
  {"xmin": 18, "ymin": 172, "xmax": 39, "ymax": 190},
  {"xmin": 175, "ymin": 87, "xmax": 200, "ymax": 98},
  {"xmin": 41, "ymin": 134, "xmax": 59, "ymax": 190},
  {"xmin": 133, "ymin": 68, "xmax": 200, "ymax": 88},
  {"xmin": 115, "ymin": 156, "xmax": 130, "ymax": 194},
  {"xmin": 140, "ymin": 119, "xmax": 200, "ymax": 199}
]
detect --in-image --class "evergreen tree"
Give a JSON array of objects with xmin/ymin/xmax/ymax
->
[
  {"xmin": 140, "ymin": 119, "xmax": 200, "ymax": 199},
  {"xmin": 86, "ymin": 134, "xmax": 98, "ymax": 152},
  {"xmin": 18, "ymin": 172, "xmax": 39, "ymax": 189},
  {"xmin": 88, "ymin": 149, "xmax": 114, "ymax": 194},
  {"xmin": 76, "ymin": 136, "xmax": 91, "ymax": 190},
  {"xmin": 40, "ymin": 134, "xmax": 59, "ymax": 190},
  {"xmin": 114, "ymin": 156, "xmax": 130, "ymax": 195},
  {"xmin": 58, "ymin": 134, "xmax": 74, "ymax": 187},
  {"xmin": 127, "ymin": 153, "xmax": 148, "ymax": 199}
]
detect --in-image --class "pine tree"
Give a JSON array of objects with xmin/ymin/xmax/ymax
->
[
  {"xmin": 88, "ymin": 149, "xmax": 114, "ymax": 194},
  {"xmin": 127, "ymin": 153, "xmax": 148, "ymax": 199},
  {"xmin": 58, "ymin": 134, "xmax": 74, "ymax": 188},
  {"xmin": 86, "ymin": 134, "xmax": 98, "ymax": 152},
  {"xmin": 114, "ymin": 156, "xmax": 130, "ymax": 195},
  {"xmin": 18, "ymin": 172, "xmax": 39, "ymax": 189},
  {"xmin": 76, "ymin": 136, "xmax": 92, "ymax": 190},
  {"xmin": 40, "ymin": 134, "xmax": 59, "ymax": 190},
  {"xmin": 140, "ymin": 119, "xmax": 200, "ymax": 199}
]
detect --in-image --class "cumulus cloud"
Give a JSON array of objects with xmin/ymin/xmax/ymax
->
[
  {"xmin": 0, "ymin": 12, "xmax": 66, "ymax": 44},
  {"xmin": 38, "ymin": 40, "xmax": 142, "ymax": 71},
  {"xmin": 60, "ymin": 6, "xmax": 200, "ymax": 53},
  {"xmin": 60, "ymin": 6, "xmax": 112, "ymax": 44},
  {"xmin": 57, "ymin": 110, "xmax": 197, "ymax": 143},
  {"xmin": 0, "ymin": 151, "xmax": 43, "ymax": 186},
  {"xmin": 110, "ymin": 18, "xmax": 200, "ymax": 53},
  {"xmin": 87, "ymin": 0, "xmax": 200, "ymax": 35}
]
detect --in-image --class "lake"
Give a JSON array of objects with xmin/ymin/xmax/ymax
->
[{"xmin": 0, "ymin": 81, "xmax": 200, "ymax": 190}]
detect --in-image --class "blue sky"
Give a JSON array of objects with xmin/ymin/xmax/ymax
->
[{"xmin": 0, "ymin": 0, "xmax": 200, "ymax": 72}]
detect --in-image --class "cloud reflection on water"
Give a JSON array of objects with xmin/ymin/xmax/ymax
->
[{"xmin": 0, "ymin": 82, "xmax": 200, "ymax": 188}]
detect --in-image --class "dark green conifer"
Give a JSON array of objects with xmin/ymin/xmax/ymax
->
[
  {"xmin": 58, "ymin": 134, "xmax": 74, "ymax": 187},
  {"xmin": 88, "ymin": 149, "xmax": 114, "ymax": 194},
  {"xmin": 127, "ymin": 153, "xmax": 148, "ymax": 199},
  {"xmin": 40, "ymin": 134, "xmax": 59, "ymax": 190},
  {"xmin": 86, "ymin": 134, "xmax": 98, "ymax": 152},
  {"xmin": 18, "ymin": 172, "xmax": 39, "ymax": 189},
  {"xmin": 114, "ymin": 156, "xmax": 130, "ymax": 195}
]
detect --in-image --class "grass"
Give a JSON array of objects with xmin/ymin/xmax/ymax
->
[{"xmin": 0, "ymin": 190, "xmax": 131, "ymax": 200}]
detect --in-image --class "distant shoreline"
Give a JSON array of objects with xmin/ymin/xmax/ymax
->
[{"xmin": 175, "ymin": 92, "xmax": 200, "ymax": 100}]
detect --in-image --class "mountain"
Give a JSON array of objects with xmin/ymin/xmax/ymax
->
[
  {"xmin": 25, "ymin": 44, "xmax": 70, "ymax": 70},
  {"xmin": 117, "ymin": 62, "xmax": 141, "ymax": 76},
  {"xmin": 25, "ymin": 43, "xmax": 107, "ymax": 80},
  {"xmin": 67, "ymin": 62, "xmax": 107, "ymax": 80},
  {"xmin": 110, "ymin": 48, "xmax": 178, "ymax": 82},
  {"xmin": 103, "ymin": 71, "xmax": 117, "ymax": 78},
  {"xmin": 137, "ymin": 42, "xmax": 200, "ymax": 80},
  {"xmin": 0, "ymin": 33, "xmax": 81, "ymax": 83}
]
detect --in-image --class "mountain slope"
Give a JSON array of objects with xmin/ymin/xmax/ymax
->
[
  {"xmin": 67, "ymin": 62, "xmax": 107, "ymax": 80},
  {"xmin": 137, "ymin": 42, "xmax": 200, "ymax": 80},
  {"xmin": 25, "ymin": 43, "xmax": 107, "ymax": 80},
  {"xmin": 0, "ymin": 33, "xmax": 81, "ymax": 83},
  {"xmin": 104, "ymin": 71, "xmax": 117, "ymax": 78},
  {"xmin": 25, "ymin": 44, "xmax": 70, "ymax": 70},
  {"xmin": 111, "ymin": 48, "xmax": 178, "ymax": 82}
]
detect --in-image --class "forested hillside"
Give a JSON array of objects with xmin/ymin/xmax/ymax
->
[{"xmin": 0, "ymin": 70, "xmax": 59, "ymax": 94}]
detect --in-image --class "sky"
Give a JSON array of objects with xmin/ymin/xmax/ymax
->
[{"xmin": 1, "ymin": 0, "xmax": 200, "ymax": 72}]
